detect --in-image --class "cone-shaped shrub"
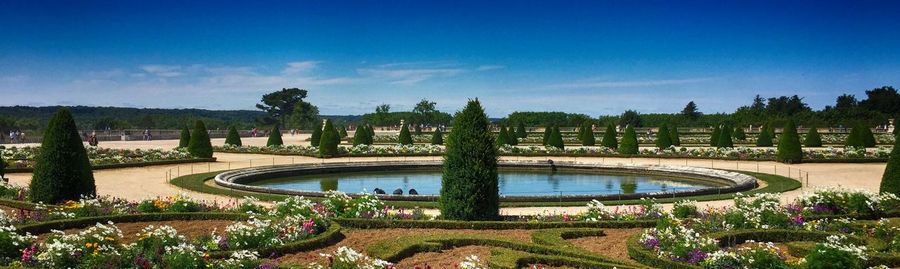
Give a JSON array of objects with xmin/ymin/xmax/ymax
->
[
  {"xmin": 548, "ymin": 126, "xmax": 565, "ymax": 150},
  {"xmin": 225, "ymin": 126, "xmax": 242, "ymax": 146},
  {"xmin": 367, "ymin": 125, "xmax": 375, "ymax": 142},
  {"xmin": 310, "ymin": 123, "xmax": 323, "ymax": 147},
  {"xmin": 880, "ymin": 134, "xmax": 900, "ymax": 196},
  {"xmin": 756, "ymin": 125, "xmax": 774, "ymax": 146},
  {"xmin": 431, "ymin": 128, "xmax": 444, "ymax": 145},
  {"xmin": 845, "ymin": 124, "xmax": 865, "ymax": 148},
  {"xmin": 655, "ymin": 124, "xmax": 672, "ymax": 149},
  {"xmin": 618, "ymin": 125, "xmax": 639, "ymax": 154},
  {"xmin": 581, "ymin": 122, "xmax": 596, "ymax": 146},
  {"xmin": 542, "ymin": 127, "xmax": 552, "ymax": 145},
  {"xmin": 733, "ymin": 126, "xmax": 747, "ymax": 140},
  {"xmin": 29, "ymin": 109, "xmax": 96, "ymax": 204},
  {"xmin": 266, "ymin": 125, "xmax": 283, "ymax": 147},
  {"xmin": 602, "ymin": 123, "xmax": 618, "ymax": 149},
  {"xmin": 398, "ymin": 123, "xmax": 414, "ymax": 145},
  {"xmin": 352, "ymin": 126, "xmax": 368, "ymax": 146},
  {"xmin": 804, "ymin": 127, "xmax": 823, "ymax": 147},
  {"xmin": 776, "ymin": 121, "xmax": 803, "ymax": 164},
  {"xmin": 187, "ymin": 120, "xmax": 213, "ymax": 158},
  {"xmin": 717, "ymin": 124, "xmax": 733, "ymax": 148},
  {"xmin": 516, "ymin": 122, "xmax": 527, "ymax": 138},
  {"xmin": 576, "ymin": 125, "xmax": 586, "ymax": 142},
  {"xmin": 414, "ymin": 124, "xmax": 422, "ymax": 136},
  {"xmin": 861, "ymin": 125, "xmax": 876, "ymax": 147},
  {"xmin": 669, "ymin": 125, "xmax": 681, "ymax": 146},
  {"xmin": 508, "ymin": 127, "xmax": 519, "ymax": 145},
  {"xmin": 319, "ymin": 120, "xmax": 340, "ymax": 157},
  {"xmin": 339, "ymin": 125, "xmax": 348, "ymax": 138},
  {"xmin": 440, "ymin": 99, "xmax": 499, "ymax": 220},
  {"xmin": 496, "ymin": 125, "xmax": 510, "ymax": 146},
  {"xmin": 178, "ymin": 127, "xmax": 191, "ymax": 148},
  {"xmin": 710, "ymin": 126, "xmax": 721, "ymax": 147}
]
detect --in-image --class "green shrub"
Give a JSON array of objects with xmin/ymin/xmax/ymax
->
[
  {"xmin": 804, "ymin": 242, "xmax": 865, "ymax": 269},
  {"xmin": 516, "ymin": 122, "xmax": 528, "ymax": 138},
  {"xmin": 804, "ymin": 127, "xmax": 823, "ymax": 147},
  {"xmin": 398, "ymin": 123, "xmax": 413, "ymax": 145},
  {"xmin": 352, "ymin": 126, "xmax": 368, "ymax": 146},
  {"xmin": 508, "ymin": 127, "xmax": 519, "ymax": 146},
  {"xmin": 602, "ymin": 124, "xmax": 618, "ymax": 149},
  {"xmin": 581, "ymin": 122, "xmax": 596, "ymax": 146},
  {"xmin": 845, "ymin": 124, "xmax": 866, "ymax": 148},
  {"xmin": 542, "ymin": 126, "xmax": 552, "ymax": 146},
  {"xmin": 440, "ymin": 99, "xmax": 499, "ymax": 221},
  {"xmin": 861, "ymin": 124, "xmax": 876, "ymax": 147},
  {"xmin": 319, "ymin": 120, "xmax": 340, "ymax": 156},
  {"xmin": 733, "ymin": 126, "xmax": 747, "ymax": 140},
  {"xmin": 187, "ymin": 120, "xmax": 213, "ymax": 158},
  {"xmin": 757, "ymin": 125, "xmax": 774, "ymax": 147},
  {"xmin": 710, "ymin": 125, "xmax": 721, "ymax": 147},
  {"xmin": 266, "ymin": 125, "xmax": 283, "ymax": 147},
  {"xmin": 669, "ymin": 124, "xmax": 681, "ymax": 146},
  {"xmin": 881, "ymin": 134, "xmax": 900, "ymax": 196},
  {"xmin": 776, "ymin": 121, "xmax": 803, "ymax": 164},
  {"xmin": 717, "ymin": 124, "xmax": 733, "ymax": 148},
  {"xmin": 431, "ymin": 128, "xmax": 444, "ymax": 145},
  {"xmin": 655, "ymin": 124, "xmax": 672, "ymax": 149},
  {"xmin": 178, "ymin": 127, "xmax": 191, "ymax": 148},
  {"xmin": 497, "ymin": 125, "xmax": 511, "ymax": 146},
  {"xmin": 339, "ymin": 125, "xmax": 348, "ymax": 138},
  {"xmin": 548, "ymin": 126, "xmax": 565, "ymax": 150},
  {"xmin": 29, "ymin": 109, "xmax": 96, "ymax": 204},
  {"xmin": 367, "ymin": 124, "xmax": 376, "ymax": 143},
  {"xmin": 224, "ymin": 126, "xmax": 242, "ymax": 146},
  {"xmin": 618, "ymin": 125, "xmax": 638, "ymax": 154},
  {"xmin": 310, "ymin": 123, "xmax": 322, "ymax": 147},
  {"xmin": 414, "ymin": 124, "xmax": 422, "ymax": 136}
]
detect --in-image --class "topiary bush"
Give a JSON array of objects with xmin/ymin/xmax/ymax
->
[
  {"xmin": 414, "ymin": 124, "xmax": 422, "ymax": 136},
  {"xmin": 318, "ymin": 120, "xmax": 340, "ymax": 157},
  {"xmin": 29, "ymin": 108, "xmax": 96, "ymax": 204},
  {"xmin": 776, "ymin": 121, "xmax": 803, "ymax": 164},
  {"xmin": 352, "ymin": 126, "xmax": 368, "ymax": 146},
  {"xmin": 366, "ymin": 124, "xmax": 375, "ymax": 143},
  {"xmin": 717, "ymin": 124, "xmax": 733, "ymax": 148},
  {"xmin": 440, "ymin": 99, "xmax": 499, "ymax": 221},
  {"xmin": 542, "ymin": 126, "xmax": 552, "ymax": 146},
  {"xmin": 339, "ymin": 125, "xmax": 348, "ymax": 138},
  {"xmin": 669, "ymin": 124, "xmax": 681, "ymax": 146},
  {"xmin": 602, "ymin": 123, "xmax": 618, "ymax": 149},
  {"xmin": 496, "ymin": 125, "xmax": 510, "ymax": 146},
  {"xmin": 187, "ymin": 120, "xmax": 213, "ymax": 158},
  {"xmin": 881, "ymin": 133, "xmax": 900, "ymax": 196},
  {"xmin": 310, "ymin": 123, "xmax": 322, "ymax": 147},
  {"xmin": 266, "ymin": 125, "xmax": 283, "ymax": 147},
  {"xmin": 431, "ymin": 128, "xmax": 444, "ymax": 145},
  {"xmin": 516, "ymin": 122, "xmax": 527, "ymax": 138},
  {"xmin": 804, "ymin": 127, "xmax": 823, "ymax": 147},
  {"xmin": 548, "ymin": 125, "xmax": 565, "ymax": 150},
  {"xmin": 845, "ymin": 124, "xmax": 866, "ymax": 148},
  {"xmin": 224, "ymin": 126, "xmax": 242, "ymax": 146},
  {"xmin": 618, "ymin": 125, "xmax": 638, "ymax": 155},
  {"xmin": 861, "ymin": 124, "xmax": 876, "ymax": 147},
  {"xmin": 655, "ymin": 124, "xmax": 672, "ymax": 149},
  {"xmin": 733, "ymin": 126, "xmax": 747, "ymax": 140},
  {"xmin": 398, "ymin": 123, "xmax": 413, "ymax": 145},
  {"xmin": 178, "ymin": 127, "xmax": 191, "ymax": 148},
  {"xmin": 756, "ymin": 124, "xmax": 774, "ymax": 147},
  {"xmin": 508, "ymin": 126, "xmax": 519, "ymax": 146},
  {"xmin": 710, "ymin": 125, "xmax": 721, "ymax": 147},
  {"xmin": 581, "ymin": 122, "xmax": 596, "ymax": 146}
]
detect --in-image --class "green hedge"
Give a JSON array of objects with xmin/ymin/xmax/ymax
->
[
  {"xmin": 209, "ymin": 221, "xmax": 344, "ymax": 259},
  {"xmin": 489, "ymin": 248, "xmax": 639, "ymax": 269},
  {"xmin": 626, "ymin": 232, "xmax": 701, "ymax": 269},
  {"xmin": 785, "ymin": 241, "xmax": 900, "ymax": 268},
  {"xmin": 334, "ymin": 218, "xmax": 655, "ymax": 230},
  {"xmin": 15, "ymin": 212, "xmax": 247, "ymax": 235},
  {"xmin": 3, "ymin": 157, "xmax": 216, "ymax": 173}
]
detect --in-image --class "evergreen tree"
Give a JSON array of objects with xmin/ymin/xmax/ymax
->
[
  {"xmin": 440, "ymin": 99, "xmax": 499, "ymax": 220},
  {"xmin": 310, "ymin": 123, "xmax": 323, "ymax": 147},
  {"xmin": 224, "ymin": 126, "xmax": 242, "ymax": 146},
  {"xmin": 318, "ymin": 120, "xmax": 340, "ymax": 157},
  {"xmin": 352, "ymin": 125, "xmax": 367, "ymax": 146},
  {"xmin": 710, "ymin": 125, "xmax": 721, "ymax": 147},
  {"xmin": 339, "ymin": 125, "xmax": 348, "ymax": 138},
  {"xmin": 542, "ymin": 126, "xmax": 552, "ymax": 146},
  {"xmin": 756, "ymin": 125, "xmax": 774, "ymax": 147},
  {"xmin": 516, "ymin": 122, "xmax": 527, "ymax": 138},
  {"xmin": 414, "ymin": 124, "xmax": 423, "ymax": 136},
  {"xmin": 548, "ymin": 125, "xmax": 565, "ymax": 149},
  {"xmin": 581, "ymin": 122, "xmax": 596, "ymax": 146},
  {"xmin": 717, "ymin": 124, "xmax": 734, "ymax": 148},
  {"xmin": 733, "ymin": 126, "xmax": 747, "ymax": 140},
  {"xmin": 431, "ymin": 127, "xmax": 444, "ymax": 145},
  {"xmin": 577, "ymin": 124, "xmax": 586, "ymax": 142},
  {"xmin": 776, "ymin": 121, "xmax": 803, "ymax": 163},
  {"xmin": 178, "ymin": 127, "xmax": 191, "ymax": 148},
  {"xmin": 508, "ymin": 126, "xmax": 519, "ymax": 145},
  {"xmin": 267, "ymin": 125, "xmax": 283, "ymax": 147},
  {"xmin": 845, "ymin": 124, "xmax": 866, "ymax": 148},
  {"xmin": 861, "ymin": 124, "xmax": 876, "ymax": 147},
  {"xmin": 618, "ymin": 125, "xmax": 639, "ymax": 154},
  {"xmin": 880, "ymin": 133, "xmax": 900, "ymax": 196},
  {"xmin": 496, "ymin": 125, "xmax": 510, "ymax": 146},
  {"xmin": 398, "ymin": 123, "xmax": 414, "ymax": 145},
  {"xmin": 29, "ymin": 109, "xmax": 96, "ymax": 204},
  {"xmin": 367, "ymin": 124, "xmax": 376, "ymax": 142},
  {"xmin": 601, "ymin": 123, "xmax": 618, "ymax": 149},
  {"xmin": 655, "ymin": 124, "xmax": 673, "ymax": 149},
  {"xmin": 804, "ymin": 127, "xmax": 823, "ymax": 147},
  {"xmin": 187, "ymin": 120, "xmax": 213, "ymax": 158},
  {"xmin": 669, "ymin": 124, "xmax": 681, "ymax": 146}
]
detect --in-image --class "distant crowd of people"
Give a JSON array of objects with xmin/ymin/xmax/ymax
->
[{"xmin": 2, "ymin": 130, "xmax": 27, "ymax": 143}]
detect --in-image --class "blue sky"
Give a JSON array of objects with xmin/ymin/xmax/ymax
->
[{"xmin": 2, "ymin": 1, "xmax": 899, "ymax": 117}]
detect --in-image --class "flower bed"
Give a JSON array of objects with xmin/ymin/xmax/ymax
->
[{"xmin": 1, "ymin": 146, "xmax": 198, "ymax": 170}]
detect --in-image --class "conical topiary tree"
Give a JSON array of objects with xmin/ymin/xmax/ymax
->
[
  {"xmin": 440, "ymin": 99, "xmax": 499, "ymax": 220},
  {"xmin": 733, "ymin": 126, "xmax": 747, "ymax": 140},
  {"xmin": 776, "ymin": 121, "xmax": 803, "ymax": 164},
  {"xmin": 581, "ymin": 122, "xmax": 596, "ymax": 146},
  {"xmin": 224, "ymin": 126, "xmax": 242, "ymax": 146},
  {"xmin": 542, "ymin": 126, "xmax": 552, "ymax": 146},
  {"xmin": 756, "ymin": 125, "xmax": 774, "ymax": 147},
  {"xmin": 310, "ymin": 123, "xmax": 323, "ymax": 147},
  {"xmin": 656, "ymin": 124, "xmax": 672, "ymax": 149},
  {"xmin": 880, "ymin": 133, "xmax": 900, "ymax": 196},
  {"xmin": 717, "ymin": 124, "xmax": 733, "ymax": 148},
  {"xmin": 710, "ymin": 125, "xmax": 721, "ymax": 147},
  {"xmin": 431, "ymin": 127, "xmax": 444, "ymax": 145},
  {"xmin": 414, "ymin": 124, "xmax": 422, "ymax": 136},
  {"xmin": 188, "ymin": 120, "xmax": 213, "ymax": 158},
  {"xmin": 367, "ymin": 124, "xmax": 375, "ymax": 142},
  {"xmin": 178, "ymin": 127, "xmax": 191, "ymax": 148},
  {"xmin": 339, "ymin": 125, "xmax": 348, "ymax": 138},
  {"xmin": 804, "ymin": 127, "xmax": 823, "ymax": 147},
  {"xmin": 845, "ymin": 124, "xmax": 865, "ymax": 148},
  {"xmin": 516, "ymin": 122, "xmax": 527, "ymax": 138},
  {"xmin": 548, "ymin": 125, "xmax": 565, "ymax": 150},
  {"xmin": 319, "ymin": 120, "xmax": 340, "ymax": 157},
  {"xmin": 398, "ymin": 123, "xmax": 413, "ymax": 145},
  {"xmin": 577, "ymin": 124, "xmax": 586, "ymax": 142},
  {"xmin": 496, "ymin": 125, "xmax": 510, "ymax": 146},
  {"xmin": 602, "ymin": 123, "xmax": 618, "ymax": 149},
  {"xmin": 29, "ymin": 109, "xmax": 96, "ymax": 204},
  {"xmin": 352, "ymin": 126, "xmax": 368, "ymax": 146},
  {"xmin": 618, "ymin": 125, "xmax": 638, "ymax": 154},
  {"xmin": 861, "ymin": 124, "xmax": 876, "ymax": 147},
  {"xmin": 266, "ymin": 125, "xmax": 283, "ymax": 147},
  {"xmin": 669, "ymin": 124, "xmax": 681, "ymax": 146}
]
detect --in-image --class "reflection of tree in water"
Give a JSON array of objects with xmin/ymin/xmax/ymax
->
[
  {"xmin": 660, "ymin": 183, "xmax": 668, "ymax": 192},
  {"xmin": 620, "ymin": 176, "xmax": 637, "ymax": 194},
  {"xmin": 605, "ymin": 180, "xmax": 614, "ymax": 191},
  {"xmin": 320, "ymin": 177, "xmax": 339, "ymax": 192},
  {"xmin": 402, "ymin": 176, "xmax": 409, "ymax": 189},
  {"xmin": 547, "ymin": 171, "xmax": 560, "ymax": 191}
]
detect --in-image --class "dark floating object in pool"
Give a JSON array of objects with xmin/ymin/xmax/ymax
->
[
  {"xmin": 393, "ymin": 188, "xmax": 403, "ymax": 195},
  {"xmin": 373, "ymin": 188, "xmax": 385, "ymax": 194},
  {"xmin": 408, "ymin": 189, "xmax": 418, "ymax": 195}
]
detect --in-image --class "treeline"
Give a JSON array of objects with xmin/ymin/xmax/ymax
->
[{"xmin": 0, "ymin": 106, "xmax": 267, "ymax": 132}]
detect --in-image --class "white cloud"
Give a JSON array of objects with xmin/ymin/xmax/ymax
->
[
  {"xmin": 282, "ymin": 61, "xmax": 321, "ymax": 75},
  {"xmin": 476, "ymin": 65, "xmax": 505, "ymax": 71},
  {"xmin": 547, "ymin": 77, "xmax": 715, "ymax": 89},
  {"xmin": 139, "ymin": 64, "xmax": 183, "ymax": 77},
  {"xmin": 358, "ymin": 67, "xmax": 465, "ymax": 85}
]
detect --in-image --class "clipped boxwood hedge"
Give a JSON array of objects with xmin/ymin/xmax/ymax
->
[
  {"xmin": 334, "ymin": 218, "xmax": 655, "ymax": 230},
  {"xmin": 15, "ymin": 212, "xmax": 247, "ymax": 235},
  {"xmin": 3, "ymin": 157, "xmax": 216, "ymax": 173},
  {"xmin": 490, "ymin": 248, "xmax": 639, "ymax": 269}
]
